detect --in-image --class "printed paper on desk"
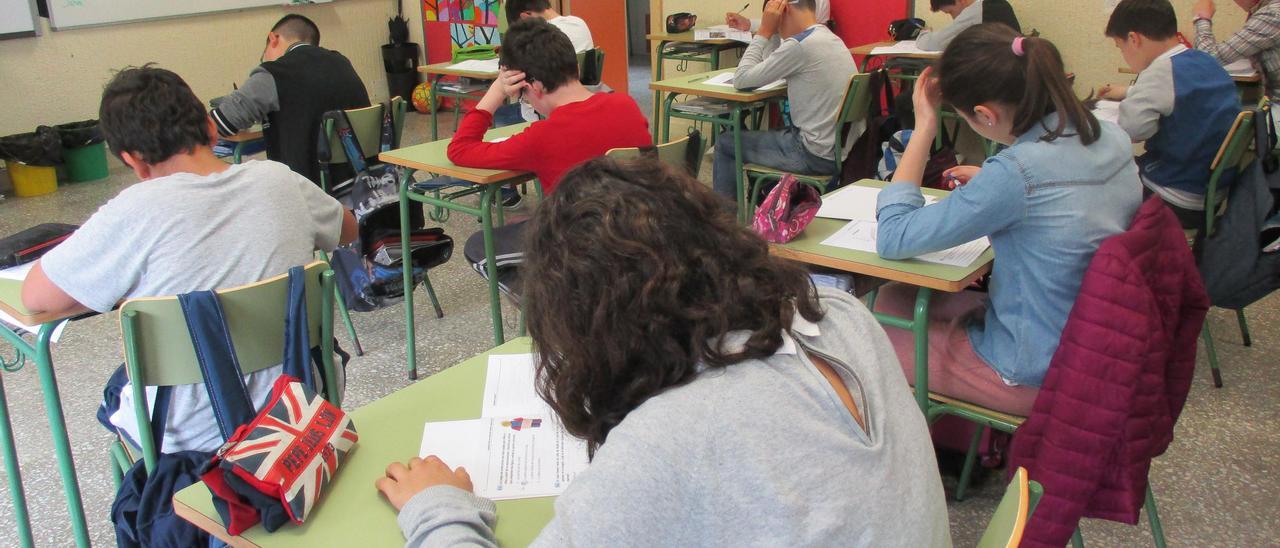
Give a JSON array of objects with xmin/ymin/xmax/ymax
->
[
  {"xmin": 0, "ymin": 263, "xmax": 66, "ymax": 342},
  {"xmin": 820, "ymin": 220, "xmax": 990, "ymax": 267},
  {"xmin": 869, "ymin": 40, "xmax": 932, "ymax": 56},
  {"xmin": 816, "ymin": 185, "xmax": 936, "ymax": 222},
  {"xmin": 1092, "ymin": 100, "xmax": 1121, "ymax": 125},
  {"xmin": 694, "ymin": 25, "xmax": 753, "ymax": 43},
  {"xmin": 702, "ymin": 72, "xmax": 785, "ymax": 91},
  {"xmin": 447, "ymin": 58, "xmax": 500, "ymax": 73},
  {"xmin": 483, "ymin": 353, "xmax": 554, "ymax": 418},
  {"xmin": 420, "ymin": 416, "xmax": 590, "ymax": 500},
  {"xmin": 1224, "ymin": 58, "xmax": 1259, "ymax": 78}
]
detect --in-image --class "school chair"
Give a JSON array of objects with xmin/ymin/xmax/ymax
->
[
  {"xmin": 1195, "ymin": 109, "xmax": 1257, "ymax": 388},
  {"xmin": 109, "ymin": 261, "xmax": 340, "ymax": 479},
  {"xmin": 319, "ymin": 97, "xmax": 447, "ymax": 354},
  {"xmin": 977, "ymin": 467, "xmax": 1043, "ymax": 548},
  {"xmin": 605, "ymin": 133, "xmax": 703, "ymax": 176},
  {"xmin": 742, "ymin": 73, "xmax": 871, "ymax": 212}
]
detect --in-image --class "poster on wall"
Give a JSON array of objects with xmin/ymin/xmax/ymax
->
[{"xmin": 423, "ymin": 0, "xmax": 501, "ymax": 63}]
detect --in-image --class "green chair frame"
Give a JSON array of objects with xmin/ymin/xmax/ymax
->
[
  {"xmin": 1197, "ymin": 109, "xmax": 1257, "ymax": 388},
  {"xmin": 320, "ymin": 97, "xmax": 447, "ymax": 349},
  {"xmin": 744, "ymin": 73, "xmax": 872, "ymax": 211},
  {"xmin": 108, "ymin": 261, "xmax": 342, "ymax": 479},
  {"xmin": 605, "ymin": 133, "xmax": 704, "ymax": 175},
  {"xmin": 977, "ymin": 466, "xmax": 1044, "ymax": 548}
]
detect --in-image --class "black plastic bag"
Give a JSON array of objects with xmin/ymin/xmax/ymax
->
[
  {"xmin": 54, "ymin": 120, "xmax": 103, "ymax": 148},
  {"xmin": 0, "ymin": 127, "xmax": 62, "ymax": 166}
]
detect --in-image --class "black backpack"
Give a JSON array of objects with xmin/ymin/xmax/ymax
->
[{"xmin": 321, "ymin": 105, "xmax": 454, "ymax": 312}]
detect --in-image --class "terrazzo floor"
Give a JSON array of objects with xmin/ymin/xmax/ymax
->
[{"xmin": 0, "ymin": 107, "xmax": 1274, "ymax": 547}]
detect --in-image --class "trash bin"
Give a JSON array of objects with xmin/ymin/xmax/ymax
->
[
  {"xmin": 54, "ymin": 120, "xmax": 108, "ymax": 183},
  {"xmin": 382, "ymin": 43, "xmax": 421, "ymax": 102},
  {"xmin": 0, "ymin": 127, "xmax": 62, "ymax": 197}
]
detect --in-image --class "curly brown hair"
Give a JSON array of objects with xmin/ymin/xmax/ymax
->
[{"xmin": 522, "ymin": 157, "xmax": 824, "ymax": 455}]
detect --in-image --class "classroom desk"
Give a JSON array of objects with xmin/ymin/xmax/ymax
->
[
  {"xmin": 0, "ymin": 278, "xmax": 92, "ymax": 547},
  {"xmin": 850, "ymin": 41, "xmax": 941, "ymax": 72},
  {"xmin": 419, "ymin": 62, "xmax": 500, "ymax": 142},
  {"xmin": 770, "ymin": 180, "xmax": 994, "ymax": 413},
  {"xmin": 173, "ymin": 337, "xmax": 556, "ymax": 547},
  {"xmin": 650, "ymin": 68, "xmax": 787, "ymax": 223},
  {"xmin": 646, "ymin": 32, "xmax": 748, "ymax": 141},
  {"xmin": 221, "ymin": 127, "xmax": 264, "ymax": 164},
  {"xmin": 379, "ymin": 123, "xmax": 534, "ymax": 378},
  {"xmin": 1117, "ymin": 65, "xmax": 1262, "ymax": 83}
]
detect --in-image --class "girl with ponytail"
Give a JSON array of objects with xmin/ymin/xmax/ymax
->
[{"xmin": 871, "ymin": 24, "xmax": 1143, "ymax": 415}]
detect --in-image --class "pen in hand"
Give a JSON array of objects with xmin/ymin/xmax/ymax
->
[{"xmin": 737, "ymin": 3, "xmax": 750, "ymax": 13}]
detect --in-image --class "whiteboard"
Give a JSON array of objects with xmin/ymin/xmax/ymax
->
[
  {"xmin": 48, "ymin": 0, "xmax": 333, "ymax": 30},
  {"xmin": 0, "ymin": 0, "xmax": 39, "ymax": 38}
]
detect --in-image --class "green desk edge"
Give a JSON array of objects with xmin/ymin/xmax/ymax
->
[
  {"xmin": 779, "ymin": 180, "xmax": 995, "ymax": 282},
  {"xmin": 651, "ymin": 68, "xmax": 787, "ymax": 102},
  {"xmin": 379, "ymin": 123, "xmax": 532, "ymax": 183},
  {"xmin": 174, "ymin": 338, "xmax": 555, "ymax": 547},
  {"xmin": 0, "ymin": 279, "xmax": 32, "ymax": 318}
]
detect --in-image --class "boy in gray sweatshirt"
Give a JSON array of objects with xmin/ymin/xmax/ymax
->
[{"xmin": 711, "ymin": 0, "xmax": 860, "ymax": 201}]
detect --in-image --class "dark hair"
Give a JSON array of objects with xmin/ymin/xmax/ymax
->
[
  {"xmin": 1104, "ymin": 0, "xmax": 1178, "ymax": 40},
  {"xmin": 499, "ymin": 18, "xmax": 579, "ymax": 94},
  {"xmin": 523, "ymin": 157, "xmax": 824, "ymax": 455},
  {"xmin": 937, "ymin": 24, "xmax": 1101, "ymax": 145},
  {"xmin": 99, "ymin": 65, "xmax": 211, "ymax": 164},
  {"xmin": 272, "ymin": 14, "xmax": 320, "ymax": 45},
  {"xmin": 505, "ymin": 0, "xmax": 551, "ymax": 25},
  {"xmin": 930, "ymin": 0, "xmax": 958, "ymax": 11}
]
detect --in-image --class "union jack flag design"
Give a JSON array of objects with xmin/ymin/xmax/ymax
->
[{"xmin": 222, "ymin": 379, "xmax": 359, "ymax": 524}]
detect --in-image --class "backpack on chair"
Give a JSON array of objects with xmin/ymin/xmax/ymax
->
[{"xmin": 320, "ymin": 105, "xmax": 454, "ymax": 312}]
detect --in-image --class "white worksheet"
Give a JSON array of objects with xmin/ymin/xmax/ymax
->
[
  {"xmin": 821, "ymin": 220, "xmax": 990, "ymax": 267},
  {"xmin": 694, "ymin": 25, "xmax": 753, "ymax": 43},
  {"xmin": 447, "ymin": 58, "xmax": 500, "ymax": 73},
  {"xmin": 701, "ymin": 72, "xmax": 785, "ymax": 91},
  {"xmin": 869, "ymin": 40, "xmax": 934, "ymax": 56},
  {"xmin": 419, "ymin": 416, "xmax": 589, "ymax": 500},
  {"xmin": 1224, "ymin": 58, "xmax": 1259, "ymax": 78},
  {"xmin": 0, "ymin": 263, "xmax": 66, "ymax": 342},
  {"xmin": 1093, "ymin": 100, "xmax": 1121, "ymax": 125},
  {"xmin": 481, "ymin": 353, "xmax": 555, "ymax": 418},
  {"xmin": 816, "ymin": 185, "xmax": 936, "ymax": 222}
]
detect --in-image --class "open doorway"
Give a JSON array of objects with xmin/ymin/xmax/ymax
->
[{"xmin": 625, "ymin": 0, "xmax": 653, "ymax": 119}]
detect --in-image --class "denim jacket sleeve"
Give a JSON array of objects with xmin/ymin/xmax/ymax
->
[{"xmin": 875, "ymin": 157, "xmax": 1026, "ymax": 260}]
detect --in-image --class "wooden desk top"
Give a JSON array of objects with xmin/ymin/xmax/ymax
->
[
  {"xmin": 419, "ymin": 61, "xmax": 499, "ymax": 80},
  {"xmin": 174, "ymin": 338, "xmax": 554, "ymax": 548},
  {"xmin": 770, "ymin": 180, "xmax": 994, "ymax": 293},
  {"xmin": 0, "ymin": 278, "xmax": 80, "ymax": 327},
  {"xmin": 221, "ymin": 129, "xmax": 263, "ymax": 143},
  {"xmin": 378, "ymin": 123, "xmax": 533, "ymax": 185},
  {"xmin": 1117, "ymin": 65, "xmax": 1261, "ymax": 83},
  {"xmin": 646, "ymin": 31, "xmax": 743, "ymax": 46},
  {"xmin": 649, "ymin": 68, "xmax": 788, "ymax": 103},
  {"xmin": 849, "ymin": 41, "xmax": 942, "ymax": 60}
]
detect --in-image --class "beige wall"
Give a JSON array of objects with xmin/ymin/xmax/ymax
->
[
  {"xmin": 0, "ymin": 0, "xmax": 430, "ymax": 136},
  {"xmin": 911, "ymin": 0, "xmax": 1249, "ymax": 95}
]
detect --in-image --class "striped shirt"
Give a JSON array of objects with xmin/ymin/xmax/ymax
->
[{"xmin": 1195, "ymin": 0, "xmax": 1280, "ymax": 99}]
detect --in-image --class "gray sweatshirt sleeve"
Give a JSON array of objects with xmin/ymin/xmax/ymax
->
[
  {"xmin": 209, "ymin": 66, "xmax": 278, "ymax": 137},
  {"xmin": 1117, "ymin": 56, "xmax": 1175, "ymax": 143},
  {"xmin": 915, "ymin": 2, "xmax": 981, "ymax": 52},
  {"xmin": 734, "ymin": 35, "xmax": 797, "ymax": 89},
  {"xmin": 398, "ymin": 485, "xmax": 499, "ymax": 548}
]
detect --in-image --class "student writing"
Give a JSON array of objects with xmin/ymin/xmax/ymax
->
[
  {"xmin": 1193, "ymin": 0, "xmax": 1280, "ymax": 101},
  {"xmin": 916, "ymin": 0, "xmax": 1022, "ymax": 51}
]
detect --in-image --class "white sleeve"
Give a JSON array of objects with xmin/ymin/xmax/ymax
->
[{"xmin": 1117, "ymin": 59, "xmax": 1176, "ymax": 143}]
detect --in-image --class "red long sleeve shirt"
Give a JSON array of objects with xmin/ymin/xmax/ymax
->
[{"xmin": 447, "ymin": 93, "xmax": 652, "ymax": 194}]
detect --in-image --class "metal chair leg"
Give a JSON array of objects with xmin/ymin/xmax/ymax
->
[
  {"xmin": 1236, "ymin": 308, "xmax": 1252, "ymax": 347},
  {"xmin": 1070, "ymin": 528, "xmax": 1085, "ymax": 548},
  {"xmin": 954, "ymin": 425, "xmax": 985, "ymax": 501},
  {"xmin": 1201, "ymin": 322, "xmax": 1223, "ymax": 388},
  {"xmin": 334, "ymin": 283, "xmax": 364, "ymax": 357},
  {"xmin": 422, "ymin": 270, "xmax": 445, "ymax": 319},
  {"xmin": 1145, "ymin": 485, "xmax": 1167, "ymax": 548}
]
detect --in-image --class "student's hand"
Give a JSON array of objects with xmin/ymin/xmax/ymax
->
[
  {"xmin": 1193, "ymin": 0, "xmax": 1216, "ymax": 20},
  {"xmin": 497, "ymin": 69, "xmax": 530, "ymax": 99},
  {"xmin": 376, "ymin": 456, "xmax": 474, "ymax": 511},
  {"xmin": 911, "ymin": 66, "xmax": 943, "ymax": 139},
  {"xmin": 758, "ymin": 0, "xmax": 786, "ymax": 39},
  {"xmin": 1097, "ymin": 84, "xmax": 1128, "ymax": 101},
  {"xmin": 942, "ymin": 166, "xmax": 980, "ymax": 189},
  {"xmin": 726, "ymin": 12, "xmax": 751, "ymax": 31}
]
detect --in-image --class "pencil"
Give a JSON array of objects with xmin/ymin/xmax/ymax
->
[{"xmin": 737, "ymin": 3, "xmax": 750, "ymax": 13}]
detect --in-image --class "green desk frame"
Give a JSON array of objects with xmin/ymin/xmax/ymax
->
[
  {"xmin": 770, "ymin": 180, "xmax": 994, "ymax": 413},
  {"xmin": 650, "ymin": 68, "xmax": 787, "ymax": 224},
  {"xmin": 0, "ymin": 279, "xmax": 90, "ymax": 547},
  {"xmin": 379, "ymin": 123, "xmax": 534, "ymax": 378},
  {"xmin": 173, "ymin": 338, "xmax": 555, "ymax": 547},
  {"xmin": 647, "ymin": 32, "xmax": 746, "ymax": 142},
  {"xmin": 420, "ymin": 62, "xmax": 499, "ymax": 142}
]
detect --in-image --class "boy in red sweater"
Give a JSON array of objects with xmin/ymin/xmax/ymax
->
[
  {"xmin": 453, "ymin": 17, "xmax": 651, "ymax": 290},
  {"xmin": 447, "ymin": 17, "xmax": 651, "ymax": 195}
]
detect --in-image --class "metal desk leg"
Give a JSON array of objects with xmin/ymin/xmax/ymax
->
[
  {"xmin": 0, "ymin": 370, "xmax": 33, "ymax": 548},
  {"xmin": 731, "ymin": 105, "xmax": 747, "ymax": 223},
  {"xmin": 479, "ymin": 185, "xmax": 505, "ymax": 347},
  {"xmin": 232, "ymin": 142, "xmax": 245, "ymax": 164},
  {"xmin": 429, "ymin": 76, "xmax": 443, "ymax": 142},
  {"xmin": 652, "ymin": 40, "xmax": 671, "ymax": 142},
  {"xmin": 911, "ymin": 287, "xmax": 933, "ymax": 414},
  {"xmin": 34, "ymin": 321, "xmax": 89, "ymax": 546},
  {"xmin": 399, "ymin": 168, "xmax": 420, "ymax": 380},
  {"xmin": 662, "ymin": 91, "xmax": 676, "ymax": 143}
]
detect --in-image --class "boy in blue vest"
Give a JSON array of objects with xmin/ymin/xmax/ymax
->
[{"xmin": 1098, "ymin": 0, "xmax": 1240, "ymax": 228}]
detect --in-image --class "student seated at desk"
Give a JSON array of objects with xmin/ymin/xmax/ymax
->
[
  {"xmin": 712, "ymin": 0, "xmax": 858, "ymax": 200},
  {"xmin": 210, "ymin": 14, "xmax": 370, "ymax": 185},
  {"xmin": 493, "ymin": 0, "xmax": 596, "ymax": 128},
  {"xmin": 874, "ymin": 25, "xmax": 1141, "ymax": 415},
  {"xmin": 1097, "ymin": 0, "xmax": 1240, "ymax": 228},
  {"xmin": 377, "ymin": 158, "xmax": 952, "ymax": 547},
  {"xmin": 1194, "ymin": 0, "xmax": 1280, "ymax": 100},
  {"xmin": 915, "ymin": 0, "xmax": 1022, "ymax": 52},
  {"xmin": 725, "ymin": 0, "xmax": 831, "ymax": 31},
  {"xmin": 20, "ymin": 66, "xmax": 357, "ymax": 454}
]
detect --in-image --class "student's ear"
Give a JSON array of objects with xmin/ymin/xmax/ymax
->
[
  {"xmin": 120, "ymin": 151, "xmax": 151, "ymax": 180},
  {"xmin": 972, "ymin": 104, "xmax": 999, "ymax": 128},
  {"xmin": 205, "ymin": 116, "xmax": 219, "ymax": 147},
  {"xmin": 1127, "ymin": 32, "xmax": 1142, "ymax": 48}
]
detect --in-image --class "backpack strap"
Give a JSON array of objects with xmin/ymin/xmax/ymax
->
[
  {"xmin": 378, "ymin": 101, "xmax": 397, "ymax": 154},
  {"xmin": 178, "ymin": 291, "xmax": 256, "ymax": 442},
  {"xmin": 281, "ymin": 266, "xmax": 316, "ymax": 391},
  {"xmin": 333, "ymin": 110, "xmax": 370, "ymax": 175}
]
